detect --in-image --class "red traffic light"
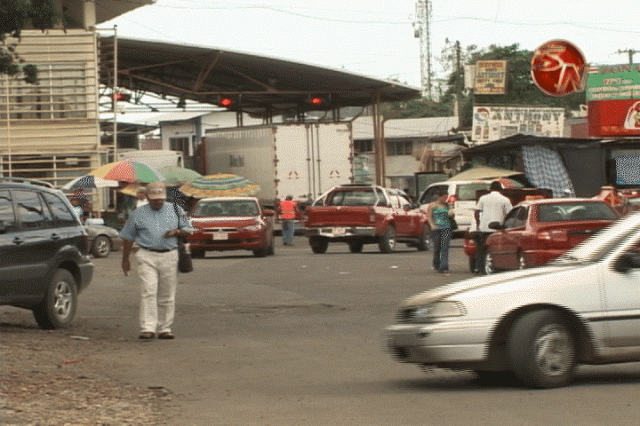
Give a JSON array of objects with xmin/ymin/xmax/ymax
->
[
  {"xmin": 218, "ymin": 98, "xmax": 233, "ymax": 107},
  {"xmin": 309, "ymin": 96, "xmax": 324, "ymax": 106},
  {"xmin": 112, "ymin": 92, "xmax": 130, "ymax": 102}
]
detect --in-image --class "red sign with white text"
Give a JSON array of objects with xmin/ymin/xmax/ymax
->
[
  {"xmin": 588, "ymin": 99, "xmax": 640, "ymax": 136},
  {"xmin": 531, "ymin": 40, "xmax": 586, "ymax": 96}
]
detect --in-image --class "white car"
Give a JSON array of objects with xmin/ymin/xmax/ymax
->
[
  {"xmin": 386, "ymin": 211, "xmax": 640, "ymax": 388},
  {"xmin": 417, "ymin": 180, "xmax": 494, "ymax": 232}
]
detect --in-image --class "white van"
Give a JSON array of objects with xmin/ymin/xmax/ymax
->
[{"xmin": 417, "ymin": 180, "xmax": 494, "ymax": 232}]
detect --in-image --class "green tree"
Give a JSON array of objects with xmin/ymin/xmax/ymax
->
[
  {"xmin": 381, "ymin": 97, "xmax": 453, "ymax": 119},
  {"xmin": 0, "ymin": 0, "xmax": 58, "ymax": 84}
]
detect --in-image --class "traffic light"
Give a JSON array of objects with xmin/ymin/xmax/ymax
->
[
  {"xmin": 308, "ymin": 94, "xmax": 331, "ymax": 108},
  {"xmin": 218, "ymin": 97, "xmax": 234, "ymax": 107},
  {"xmin": 112, "ymin": 92, "xmax": 131, "ymax": 102},
  {"xmin": 309, "ymin": 96, "xmax": 325, "ymax": 106}
]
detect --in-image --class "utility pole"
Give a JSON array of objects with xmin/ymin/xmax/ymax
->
[
  {"xmin": 455, "ymin": 40, "xmax": 462, "ymax": 119},
  {"xmin": 616, "ymin": 49, "xmax": 639, "ymax": 65},
  {"xmin": 413, "ymin": 0, "xmax": 432, "ymax": 99}
]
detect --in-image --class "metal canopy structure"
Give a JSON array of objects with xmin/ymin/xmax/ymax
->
[{"xmin": 98, "ymin": 37, "xmax": 420, "ymax": 119}]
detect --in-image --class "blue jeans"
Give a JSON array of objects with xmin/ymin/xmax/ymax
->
[
  {"xmin": 282, "ymin": 219, "xmax": 295, "ymax": 245},
  {"xmin": 432, "ymin": 228, "xmax": 452, "ymax": 272}
]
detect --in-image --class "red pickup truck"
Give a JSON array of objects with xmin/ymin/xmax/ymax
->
[{"xmin": 303, "ymin": 185, "xmax": 431, "ymax": 254}]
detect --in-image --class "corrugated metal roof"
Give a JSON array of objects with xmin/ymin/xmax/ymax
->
[
  {"xmin": 99, "ymin": 37, "xmax": 421, "ymax": 118},
  {"xmin": 352, "ymin": 116, "xmax": 459, "ymax": 140}
]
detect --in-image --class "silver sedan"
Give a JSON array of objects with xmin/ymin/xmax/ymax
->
[{"xmin": 386, "ymin": 211, "xmax": 640, "ymax": 388}]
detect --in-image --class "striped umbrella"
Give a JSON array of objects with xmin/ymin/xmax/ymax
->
[
  {"xmin": 62, "ymin": 175, "xmax": 120, "ymax": 190},
  {"xmin": 158, "ymin": 166, "xmax": 202, "ymax": 184},
  {"xmin": 178, "ymin": 174, "xmax": 260, "ymax": 198},
  {"xmin": 89, "ymin": 160, "xmax": 165, "ymax": 184}
]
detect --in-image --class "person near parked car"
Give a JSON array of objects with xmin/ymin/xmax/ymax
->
[
  {"xmin": 279, "ymin": 195, "xmax": 298, "ymax": 246},
  {"xmin": 70, "ymin": 197, "xmax": 85, "ymax": 221},
  {"xmin": 119, "ymin": 181, "xmax": 192, "ymax": 340},
  {"xmin": 473, "ymin": 180, "xmax": 513, "ymax": 273},
  {"xmin": 424, "ymin": 191, "xmax": 454, "ymax": 275}
]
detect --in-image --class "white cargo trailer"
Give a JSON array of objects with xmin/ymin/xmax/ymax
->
[{"xmin": 199, "ymin": 122, "xmax": 354, "ymax": 207}]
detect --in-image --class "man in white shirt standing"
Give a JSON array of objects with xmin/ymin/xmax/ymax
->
[{"xmin": 473, "ymin": 180, "xmax": 512, "ymax": 274}]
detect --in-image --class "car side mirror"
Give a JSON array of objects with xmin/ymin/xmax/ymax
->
[
  {"xmin": 488, "ymin": 221, "xmax": 503, "ymax": 230},
  {"xmin": 614, "ymin": 253, "xmax": 640, "ymax": 273}
]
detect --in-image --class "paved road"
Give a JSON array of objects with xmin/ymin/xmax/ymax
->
[{"xmin": 15, "ymin": 237, "xmax": 640, "ymax": 425}]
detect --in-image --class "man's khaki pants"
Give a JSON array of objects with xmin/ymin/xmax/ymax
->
[{"xmin": 135, "ymin": 249, "xmax": 178, "ymax": 334}]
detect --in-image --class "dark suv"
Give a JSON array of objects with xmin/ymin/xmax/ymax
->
[{"xmin": 0, "ymin": 178, "xmax": 94, "ymax": 329}]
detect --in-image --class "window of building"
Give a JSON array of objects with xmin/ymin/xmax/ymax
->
[
  {"xmin": 354, "ymin": 139, "xmax": 373, "ymax": 153},
  {"xmin": 387, "ymin": 141, "xmax": 413, "ymax": 156},
  {"xmin": 170, "ymin": 137, "xmax": 190, "ymax": 156},
  {"xmin": 1, "ymin": 63, "xmax": 92, "ymax": 121}
]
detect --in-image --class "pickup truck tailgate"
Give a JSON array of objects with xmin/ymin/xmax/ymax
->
[{"xmin": 305, "ymin": 206, "xmax": 375, "ymax": 227}]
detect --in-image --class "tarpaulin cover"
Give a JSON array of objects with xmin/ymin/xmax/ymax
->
[{"xmin": 522, "ymin": 145, "xmax": 575, "ymax": 198}]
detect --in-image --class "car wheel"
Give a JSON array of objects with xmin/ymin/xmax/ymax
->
[
  {"xmin": 91, "ymin": 235, "xmax": 111, "ymax": 258},
  {"xmin": 348, "ymin": 241, "xmax": 364, "ymax": 253},
  {"xmin": 310, "ymin": 236, "xmax": 329, "ymax": 254},
  {"xmin": 378, "ymin": 226, "xmax": 397, "ymax": 253},
  {"xmin": 32, "ymin": 269, "xmax": 78, "ymax": 330},
  {"xmin": 253, "ymin": 246, "xmax": 268, "ymax": 257},
  {"xmin": 484, "ymin": 252, "xmax": 496, "ymax": 275},
  {"xmin": 416, "ymin": 225, "xmax": 430, "ymax": 251},
  {"xmin": 518, "ymin": 253, "xmax": 527, "ymax": 270},
  {"xmin": 507, "ymin": 310, "xmax": 576, "ymax": 389}
]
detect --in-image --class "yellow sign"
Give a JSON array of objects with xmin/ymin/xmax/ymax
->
[{"xmin": 474, "ymin": 60, "xmax": 507, "ymax": 95}]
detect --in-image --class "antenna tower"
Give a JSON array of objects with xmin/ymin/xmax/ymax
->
[{"xmin": 414, "ymin": 0, "xmax": 432, "ymax": 99}]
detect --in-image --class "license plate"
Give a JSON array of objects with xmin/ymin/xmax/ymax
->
[
  {"xmin": 212, "ymin": 232, "xmax": 228, "ymax": 240},
  {"xmin": 333, "ymin": 227, "xmax": 346, "ymax": 235}
]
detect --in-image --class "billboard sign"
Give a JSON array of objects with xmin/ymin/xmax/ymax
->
[
  {"xmin": 473, "ymin": 60, "xmax": 507, "ymax": 95},
  {"xmin": 472, "ymin": 106, "xmax": 565, "ymax": 143},
  {"xmin": 531, "ymin": 40, "xmax": 587, "ymax": 96},
  {"xmin": 586, "ymin": 64, "xmax": 640, "ymax": 136}
]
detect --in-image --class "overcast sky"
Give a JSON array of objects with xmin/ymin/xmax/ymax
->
[{"xmin": 100, "ymin": 0, "xmax": 640, "ymax": 89}]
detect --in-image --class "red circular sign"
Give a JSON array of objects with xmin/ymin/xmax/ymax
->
[{"xmin": 531, "ymin": 40, "xmax": 586, "ymax": 96}]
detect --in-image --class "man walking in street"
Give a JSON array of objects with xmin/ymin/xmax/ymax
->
[
  {"xmin": 473, "ymin": 180, "xmax": 512, "ymax": 274},
  {"xmin": 119, "ymin": 181, "xmax": 192, "ymax": 340},
  {"xmin": 279, "ymin": 195, "xmax": 298, "ymax": 246}
]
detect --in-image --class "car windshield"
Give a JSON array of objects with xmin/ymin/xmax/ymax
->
[
  {"xmin": 538, "ymin": 202, "xmax": 618, "ymax": 222},
  {"xmin": 194, "ymin": 200, "xmax": 259, "ymax": 217},
  {"xmin": 552, "ymin": 211, "xmax": 640, "ymax": 264}
]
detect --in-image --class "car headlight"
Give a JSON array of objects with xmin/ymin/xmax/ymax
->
[
  {"xmin": 400, "ymin": 301, "xmax": 466, "ymax": 323},
  {"xmin": 242, "ymin": 218, "xmax": 265, "ymax": 231}
]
